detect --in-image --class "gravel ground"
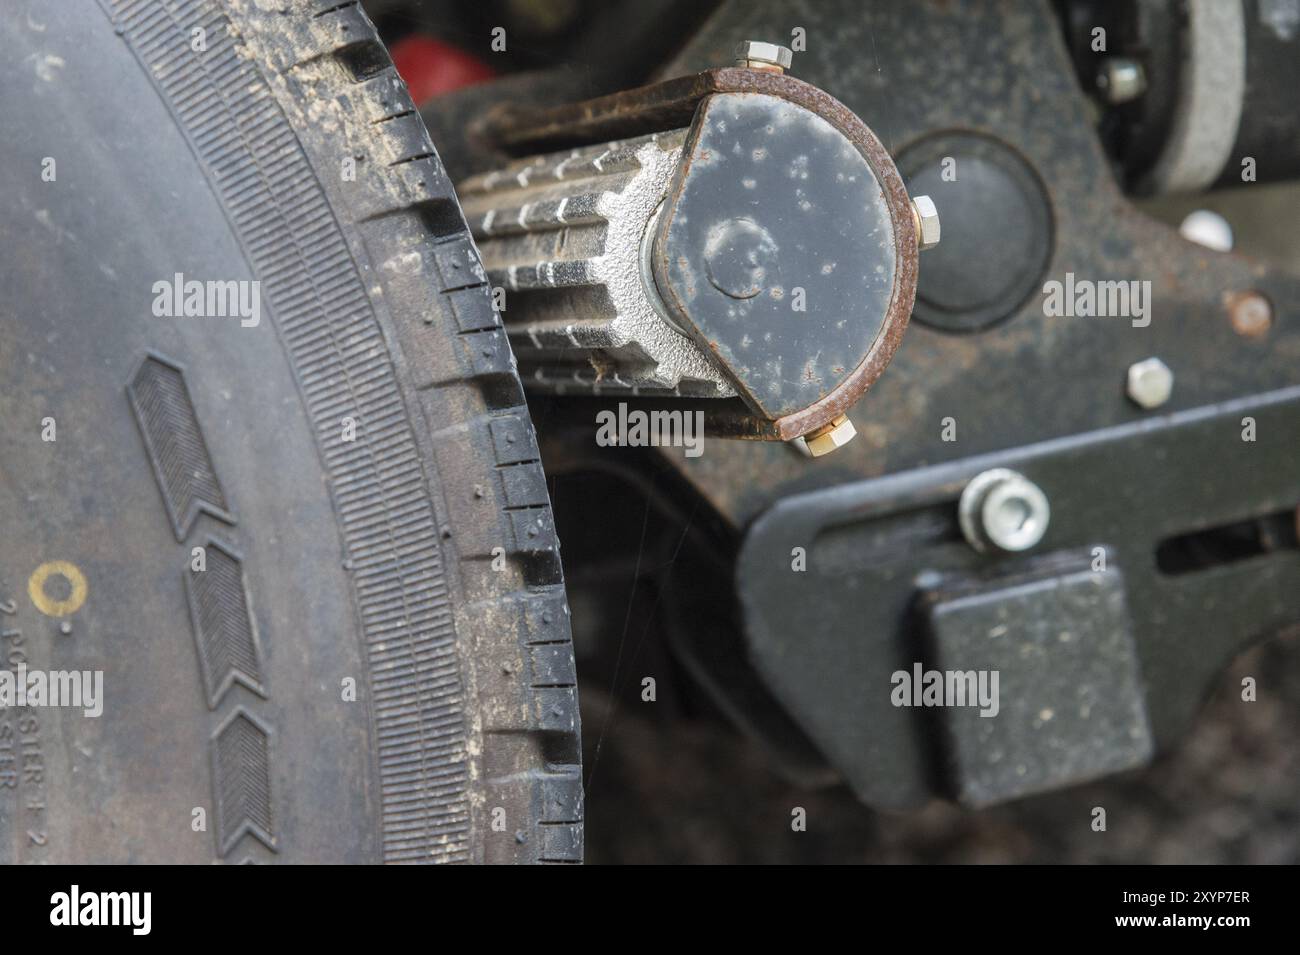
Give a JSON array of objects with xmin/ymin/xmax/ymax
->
[{"xmin": 580, "ymin": 627, "xmax": 1299, "ymax": 864}]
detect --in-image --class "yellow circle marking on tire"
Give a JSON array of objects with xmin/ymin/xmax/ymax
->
[{"xmin": 28, "ymin": 560, "xmax": 88, "ymax": 617}]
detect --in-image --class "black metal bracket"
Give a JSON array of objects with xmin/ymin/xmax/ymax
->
[{"xmin": 738, "ymin": 388, "xmax": 1300, "ymax": 807}]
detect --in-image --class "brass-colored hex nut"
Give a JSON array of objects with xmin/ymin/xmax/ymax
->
[
  {"xmin": 911, "ymin": 195, "xmax": 941, "ymax": 251},
  {"xmin": 803, "ymin": 415, "xmax": 857, "ymax": 457},
  {"xmin": 734, "ymin": 40, "xmax": 793, "ymax": 72}
]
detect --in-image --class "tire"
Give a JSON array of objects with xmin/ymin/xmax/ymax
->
[{"xmin": 0, "ymin": 0, "xmax": 580, "ymax": 863}]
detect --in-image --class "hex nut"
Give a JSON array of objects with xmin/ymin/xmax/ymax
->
[
  {"xmin": 803, "ymin": 415, "xmax": 857, "ymax": 457},
  {"xmin": 959, "ymin": 468, "xmax": 1051, "ymax": 553},
  {"xmin": 912, "ymin": 195, "xmax": 941, "ymax": 251},
  {"xmin": 1180, "ymin": 209, "xmax": 1233, "ymax": 252},
  {"xmin": 734, "ymin": 40, "xmax": 793, "ymax": 72},
  {"xmin": 1096, "ymin": 57, "xmax": 1147, "ymax": 105},
  {"xmin": 1126, "ymin": 357, "xmax": 1173, "ymax": 410}
]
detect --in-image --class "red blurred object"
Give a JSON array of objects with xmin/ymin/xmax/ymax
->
[{"xmin": 389, "ymin": 34, "xmax": 496, "ymax": 104}]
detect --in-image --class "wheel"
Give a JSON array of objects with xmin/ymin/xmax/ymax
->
[{"xmin": 0, "ymin": 0, "xmax": 580, "ymax": 863}]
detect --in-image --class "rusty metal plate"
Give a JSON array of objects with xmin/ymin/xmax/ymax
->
[
  {"xmin": 653, "ymin": 91, "xmax": 899, "ymax": 421},
  {"xmin": 476, "ymin": 65, "xmax": 918, "ymax": 440}
]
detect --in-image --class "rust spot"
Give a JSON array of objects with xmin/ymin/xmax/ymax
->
[
  {"xmin": 587, "ymin": 353, "xmax": 616, "ymax": 381},
  {"xmin": 1225, "ymin": 290, "xmax": 1273, "ymax": 339}
]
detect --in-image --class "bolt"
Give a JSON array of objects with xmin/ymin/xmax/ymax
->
[
  {"xmin": 1126, "ymin": 357, "xmax": 1173, "ymax": 409},
  {"xmin": 734, "ymin": 40, "xmax": 793, "ymax": 73},
  {"xmin": 959, "ymin": 468, "xmax": 1051, "ymax": 554},
  {"xmin": 1180, "ymin": 209, "xmax": 1233, "ymax": 252},
  {"xmin": 911, "ymin": 195, "xmax": 940, "ymax": 251},
  {"xmin": 1096, "ymin": 57, "xmax": 1146, "ymax": 104},
  {"xmin": 1227, "ymin": 290, "xmax": 1273, "ymax": 339},
  {"xmin": 803, "ymin": 414, "xmax": 856, "ymax": 457}
]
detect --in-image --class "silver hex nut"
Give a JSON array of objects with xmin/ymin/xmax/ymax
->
[
  {"xmin": 1126, "ymin": 357, "xmax": 1173, "ymax": 410},
  {"xmin": 912, "ymin": 195, "xmax": 941, "ymax": 251}
]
